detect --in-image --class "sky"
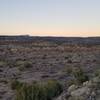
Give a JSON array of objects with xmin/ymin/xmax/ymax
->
[{"xmin": 0, "ymin": 0, "xmax": 100, "ymax": 37}]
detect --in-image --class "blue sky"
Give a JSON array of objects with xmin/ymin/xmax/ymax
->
[{"xmin": 0, "ymin": 0, "xmax": 100, "ymax": 36}]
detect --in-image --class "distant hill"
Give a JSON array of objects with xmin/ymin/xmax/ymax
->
[{"xmin": 0, "ymin": 35, "xmax": 100, "ymax": 45}]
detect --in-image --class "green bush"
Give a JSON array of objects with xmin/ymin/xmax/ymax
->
[
  {"xmin": 15, "ymin": 80, "xmax": 63, "ymax": 100},
  {"xmin": 11, "ymin": 80, "xmax": 23, "ymax": 90},
  {"xmin": 72, "ymin": 67, "xmax": 89, "ymax": 84},
  {"xmin": 45, "ymin": 80, "xmax": 63, "ymax": 100}
]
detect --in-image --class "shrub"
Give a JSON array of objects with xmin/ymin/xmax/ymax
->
[
  {"xmin": 66, "ymin": 79, "xmax": 75, "ymax": 87},
  {"xmin": 0, "ymin": 61, "xmax": 7, "ymax": 67},
  {"xmin": 11, "ymin": 80, "xmax": 23, "ymax": 90},
  {"xmin": 72, "ymin": 67, "xmax": 89, "ymax": 84},
  {"xmin": 24, "ymin": 61, "xmax": 33, "ymax": 68},
  {"xmin": 45, "ymin": 80, "xmax": 63, "ymax": 100},
  {"xmin": 15, "ymin": 80, "xmax": 63, "ymax": 100},
  {"xmin": 94, "ymin": 69, "xmax": 100, "ymax": 77},
  {"xmin": 64, "ymin": 66, "xmax": 73, "ymax": 75},
  {"xmin": 17, "ymin": 61, "xmax": 33, "ymax": 71}
]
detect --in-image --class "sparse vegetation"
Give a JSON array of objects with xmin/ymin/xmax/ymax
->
[
  {"xmin": 17, "ymin": 61, "xmax": 33, "ymax": 71},
  {"xmin": 72, "ymin": 67, "xmax": 89, "ymax": 84},
  {"xmin": 11, "ymin": 80, "xmax": 23, "ymax": 90},
  {"xmin": 0, "ymin": 61, "xmax": 7, "ymax": 67},
  {"xmin": 14, "ymin": 80, "xmax": 63, "ymax": 100},
  {"xmin": 23, "ymin": 61, "xmax": 33, "ymax": 68},
  {"xmin": 0, "ymin": 37, "xmax": 100, "ymax": 100},
  {"xmin": 94, "ymin": 69, "xmax": 100, "ymax": 77},
  {"xmin": 64, "ymin": 66, "xmax": 73, "ymax": 75}
]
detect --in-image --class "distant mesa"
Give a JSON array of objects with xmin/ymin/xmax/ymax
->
[{"xmin": 0, "ymin": 35, "xmax": 100, "ymax": 45}]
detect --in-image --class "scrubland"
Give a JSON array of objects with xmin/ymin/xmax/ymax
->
[{"xmin": 0, "ymin": 39, "xmax": 100, "ymax": 100}]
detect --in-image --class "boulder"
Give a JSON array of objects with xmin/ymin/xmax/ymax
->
[
  {"xmin": 67, "ymin": 84, "xmax": 78, "ymax": 94},
  {"xmin": 71, "ymin": 86, "xmax": 90, "ymax": 97}
]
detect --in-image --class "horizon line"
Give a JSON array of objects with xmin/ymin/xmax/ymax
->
[{"xmin": 0, "ymin": 34, "xmax": 100, "ymax": 38}]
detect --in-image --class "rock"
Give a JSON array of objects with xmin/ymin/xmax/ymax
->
[
  {"xmin": 67, "ymin": 84, "xmax": 78, "ymax": 94},
  {"xmin": 71, "ymin": 86, "xmax": 90, "ymax": 97},
  {"xmin": 92, "ymin": 77, "xmax": 100, "ymax": 83},
  {"xmin": 67, "ymin": 77, "xmax": 100, "ymax": 100},
  {"xmin": 84, "ymin": 80, "xmax": 93, "ymax": 88},
  {"xmin": 91, "ymin": 91, "xmax": 96, "ymax": 97},
  {"xmin": 83, "ymin": 81, "xmax": 89, "ymax": 86}
]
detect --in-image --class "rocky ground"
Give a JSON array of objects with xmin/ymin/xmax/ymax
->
[{"xmin": 0, "ymin": 41, "xmax": 100, "ymax": 100}]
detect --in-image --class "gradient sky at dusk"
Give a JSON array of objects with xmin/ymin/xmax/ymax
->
[{"xmin": 0, "ymin": 0, "xmax": 100, "ymax": 36}]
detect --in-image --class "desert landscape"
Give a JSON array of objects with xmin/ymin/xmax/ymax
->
[
  {"xmin": 1, "ymin": 0, "xmax": 100, "ymax": 99},
  {"xmin": 0, "ymin": 36, "xmax": 100, "ymax": 100}
]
